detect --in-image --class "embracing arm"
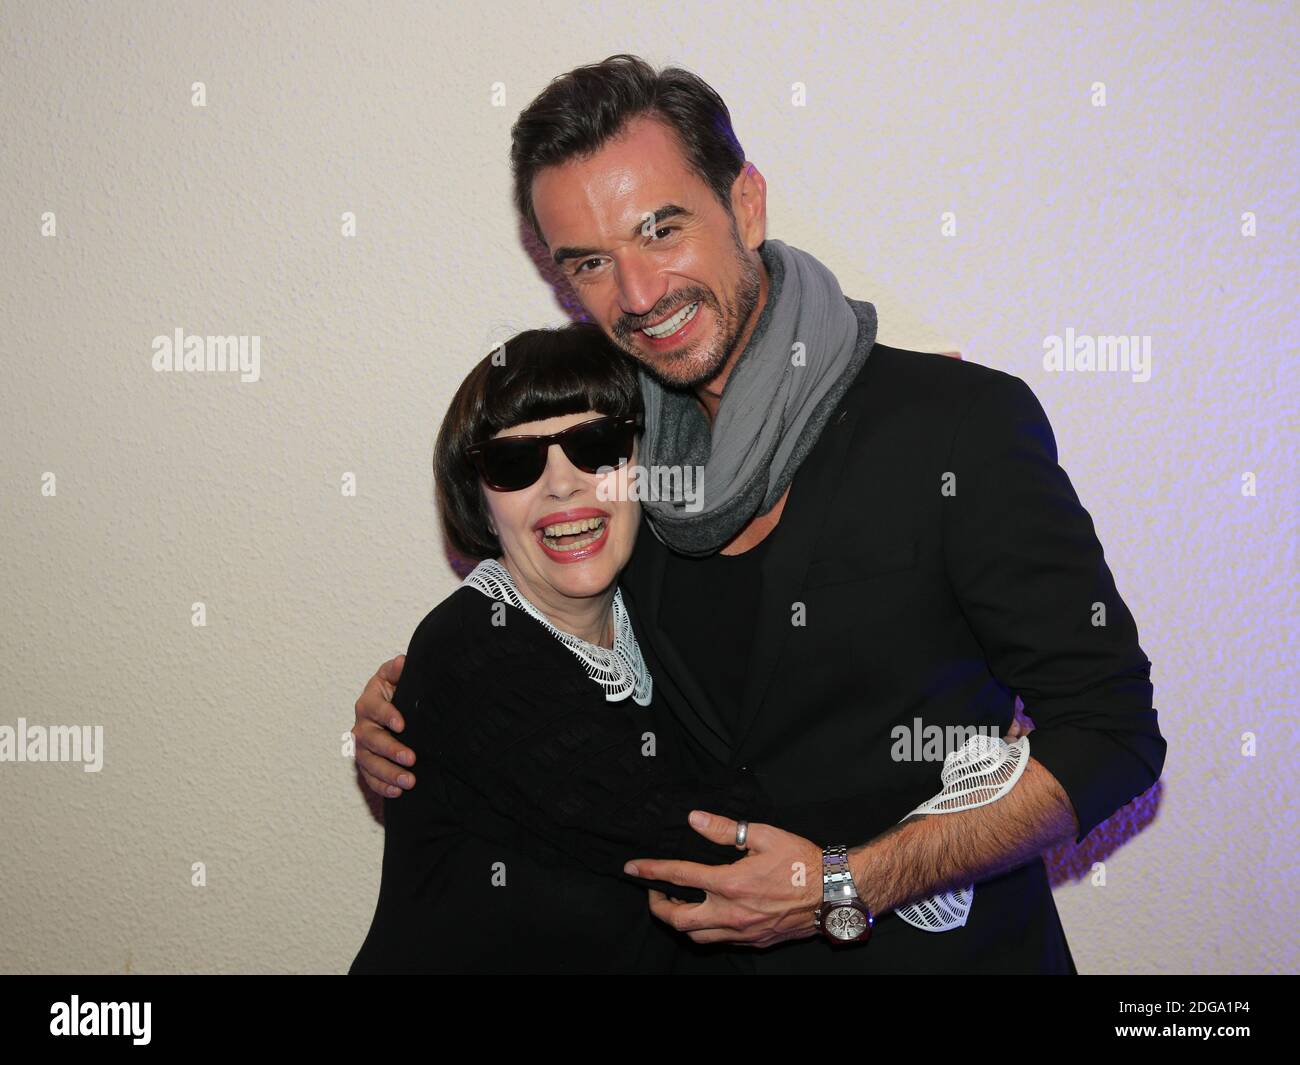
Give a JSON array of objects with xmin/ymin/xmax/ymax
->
[
  {"xmin": 353, "ymin": 654, "xmax": 416, "ymax": 799},
  {"xmin": 413, "ymin": 637, "xmax": 764, "ymax": 895},
  {"xmin": 361, "ymin": 578, "xmax": 766, "ymax": 899}
]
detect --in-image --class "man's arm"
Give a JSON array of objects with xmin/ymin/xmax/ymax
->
[
  {"xmin": 627, "ymin": 732, "xmax": 1075, "ymax": 947},
  {"xmin": 628, "ymin": 371, "xmax": 1166, "ymax": 945},
  {"xmin": 848, "ymin": 752, "xmax": 1075, "ymax": 914},
  {"xmin": 860, "ymin": 368, "xmax": 1166, "ymax": 908},
  {"xmin": 939, "ymin": 371, "xmax": 1165, "ymax": 843},
  {"xmin": 353, "ymin": 654, "xmax": 417, "ymax": 798}
]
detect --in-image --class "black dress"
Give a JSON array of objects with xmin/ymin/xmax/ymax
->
[{"xmin": 349, "ymin": 582, "xmax": 770, "ymax": 974}]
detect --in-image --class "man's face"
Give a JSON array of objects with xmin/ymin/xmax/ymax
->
[{"xmin": 531, "ymin": 115, "xmax": 766, "ymax": 391}]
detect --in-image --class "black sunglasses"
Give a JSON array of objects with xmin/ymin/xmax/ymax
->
[{"xmin": 467, "ymin": 415, "xmax": 642, "ymax": 492}]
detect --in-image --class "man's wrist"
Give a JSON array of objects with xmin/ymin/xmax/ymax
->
[
  {"xmin": 805, "ymin": 843, "xmax": 825, "ymax": 910},
  {"xmin": 846, "ymin": 843, "xmax": 875, "ymax": 911}
]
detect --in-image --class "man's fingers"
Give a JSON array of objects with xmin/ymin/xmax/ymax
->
[
  {"xmin": 689, "ymin": 811, "xmax": 775, "ymax": 854},
  {"xmin": 647, "ymin": 890, "xmax": 752, "ymax": 936},
  {"xmin": 686, "ymin": 809, "xmax": 741, "ymax": 848},
  {"xmin": 354, "ymin": 723, "xmax": 416, "ymax": 788},
  {"xmin": 625, "ymin": 858, "xmax": 724, "ymax": 892},
  {"xmin": 358, "ymin": 766, "xmax": 402, "ymax": 799},
  {"xmin": 356, "ymin": 744, "xmax": 415, "ymax": 789},
  {"xmin": 647, "ymin": 890, "xmax": 711, "ymax": 928},
  {"xmin": 355, "ymin": 670, "xmax": 404, "ymax": 732},
  {"xmin": 650, "ymin": 898, "xmax": 719, "ymax": 933},
  {"xmin": 647, "ymin": 888, "xmax": 689, "ymax": 907},
  {"xmin": 350, "ymin": 655, "xmax": 416, "ymax": 799},
  {"xmin": 353, "ymin": 709, "xmax": 414, "ymax": 767},
  {"xmin": 377, "ymin": 653, "xmax": 406, "ymax": 687}
]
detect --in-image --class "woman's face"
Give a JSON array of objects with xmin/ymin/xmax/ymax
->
[{"xmin": 482, "ymin": 410, "xmax": 641, "ymax": 605}]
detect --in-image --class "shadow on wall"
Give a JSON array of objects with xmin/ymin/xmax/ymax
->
[
  {"xmin": 1018, "ymin": 696, "xmax": 1165, "ymax": 884},
  {"xmin": 1045, "ymin": 779, "xmax": 1165, "ymax": 887},
  {"xmin": 439, "ymin": 219, "xmax": 591, "ymax": 581},
  {"xmin": 519, "ymin": 216, "xmax": 593, "ymax": 326}
]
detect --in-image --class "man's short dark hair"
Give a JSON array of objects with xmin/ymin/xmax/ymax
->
[
  {"xmin": 510, "ymin": 53, "xmax": 747, "ymax": 245},
  {"xmin": 434, "ymin": 322, "xmax": 644, "ymax": 560}
]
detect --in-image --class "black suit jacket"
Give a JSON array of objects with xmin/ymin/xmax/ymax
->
[{"xmin": 620, "ymin": 333, "xmax": 1167, "ymax": 974}]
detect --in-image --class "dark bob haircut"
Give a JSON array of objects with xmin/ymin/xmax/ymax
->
[
  {"xmin": 434, "ymin": 321, "xmax": 644, "ymax": 561},
  {"xmin": 510, "ymin": 53, "xmax": 747, "ymax": 246}
]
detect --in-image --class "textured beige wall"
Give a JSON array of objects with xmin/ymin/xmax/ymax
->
[{"xmin": 1, "ymin": 1, "xmax": 1295, "ymax": 974}]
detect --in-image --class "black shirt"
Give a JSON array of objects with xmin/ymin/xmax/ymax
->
[
  {"xmin": 659, "ymin": 530, "xmax": 776, "ymax": 738},
  {"xmin": 349, "ymin": 582, "xmax": 770, "ymax": 974}
]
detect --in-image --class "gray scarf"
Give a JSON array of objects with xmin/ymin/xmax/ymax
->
[{"xmin": 636, "ymin": 238, "xmax": 876, "ymax": 556}]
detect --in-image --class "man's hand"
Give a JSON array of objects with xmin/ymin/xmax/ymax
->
[
  {"xmin": 352, "ymin": 654, "xmax": 415, "ymax": 798},
  {"xmin": 624, "ymin": 811, "xmax": 824, "ymax": 947}
]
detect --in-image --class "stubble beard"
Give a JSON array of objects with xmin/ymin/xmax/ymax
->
[{"xmin": 612, "ymin": 238, "xmax": 763, "ymax": 392}]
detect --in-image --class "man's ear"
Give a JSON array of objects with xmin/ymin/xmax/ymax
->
[{"xmin": 731, "ymin": 161, "xmax": 768, "ymax": 250}]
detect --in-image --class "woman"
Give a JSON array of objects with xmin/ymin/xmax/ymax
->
[{"xmin": 350, "ymin": 322, "xmax": 771, "ymax": 974}]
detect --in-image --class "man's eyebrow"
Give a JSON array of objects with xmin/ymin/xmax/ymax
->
[{"xmin": 550, "ymin": 205, "xmax": 694, "ymax": 266}]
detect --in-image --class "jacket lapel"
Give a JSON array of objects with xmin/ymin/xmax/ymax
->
[{"xmin": 621, "ymin": 515, "xmax": 735, "ymax": 764}]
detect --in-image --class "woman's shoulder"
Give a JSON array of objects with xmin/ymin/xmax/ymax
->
[{"xmin": 401, "ymin": 583, "xmax": 591, "ymax": 697}]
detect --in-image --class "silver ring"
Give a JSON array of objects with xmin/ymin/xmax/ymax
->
[{"xmin": 734, "ymin": 820, "xmax": 749, "ymax": 849}]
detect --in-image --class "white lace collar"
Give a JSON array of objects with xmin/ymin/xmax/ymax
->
[{"xmin": 461, "ymin": 558, "xmax": 652, "ymax": 706}]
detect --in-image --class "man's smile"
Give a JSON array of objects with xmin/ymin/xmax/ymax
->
[
  {"xmin": 640, "ymin": 300, "xmax": 700, "ymax": 338},
  {"xmin": 636, "ymin": 299, "xmax": 705, "ymax": 351}
]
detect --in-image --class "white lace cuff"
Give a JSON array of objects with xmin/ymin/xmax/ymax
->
[{"xmin": 892, "ymin": 734, "xmax": 1030, "ymax": 932}]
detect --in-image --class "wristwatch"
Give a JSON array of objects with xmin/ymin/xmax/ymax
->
[{"xmin": 814, "ymin": 844, "xmax": 873, "ymax": 944}]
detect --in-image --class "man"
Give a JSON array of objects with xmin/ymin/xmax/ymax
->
[{"xmin": 352, "ymin": 54, "xmax": 1165, "ymax": 973}]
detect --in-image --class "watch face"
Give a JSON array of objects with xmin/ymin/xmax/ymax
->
[{"xmin": 826, "ymin": 904, "xmax": 870, "ymax": 941}]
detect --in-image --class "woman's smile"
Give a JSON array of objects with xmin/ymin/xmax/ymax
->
[{"xmin": 534, "ymin": 507, "xmax": 612, "ymax": 564}]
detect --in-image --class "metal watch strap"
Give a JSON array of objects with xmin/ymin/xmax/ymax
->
[{"xmin": 822, "ymin": 844, "xmax": 858, "ymax": 904}]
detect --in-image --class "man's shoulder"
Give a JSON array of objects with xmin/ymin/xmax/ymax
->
[
  {"xmin": 842, "ymin": 334, "xmax": 1042, "ymax": 428},
  {"xmin": 851, "ymin": 336, "xmax": 1020, "ymax": 399}
]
